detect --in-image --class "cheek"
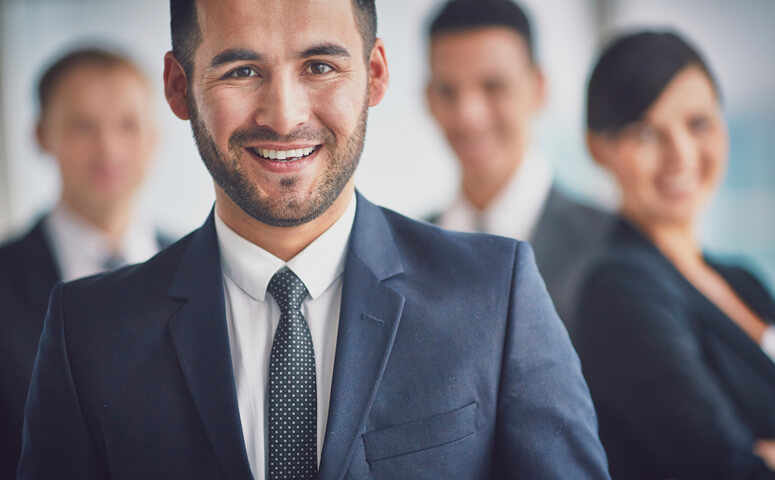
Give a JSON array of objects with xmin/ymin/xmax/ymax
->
[
  {"xmin": 55, "ymin": 136, "xmax": 95, "ymax": 168},
  {"xmin": 198, "ymin": 90, "xmax": 254, "ymax": 143},
  {"xmin": 612, "ymin": 144, "xmax": 657, "ymax": 189},
  {"xmin": 700, "ymin": 135, "xmax": 728, "ymax": 184},
  {"xmin": 311, "ymin": 82, "xmax": 363, "ymax": 136}
]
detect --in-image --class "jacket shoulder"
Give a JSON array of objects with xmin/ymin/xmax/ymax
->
[
  {"xmin": 543, "ymin": 189, "xmax": 615, "ymax": 238},
  {"xmin": 378, "ymin": 207, "xmax": 523, "ymax": 283},
  {"xmin": 58, "ymin": 231, "xmax": 194, "ymax": 317}
]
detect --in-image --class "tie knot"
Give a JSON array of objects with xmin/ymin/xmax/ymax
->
[
  {"xmin": 102, "ymin": 253, "xmax": 126, "ymax": 271},
  {"xmin": 267, "ymin": 267, "xmax": 308, "ymax": 314}
]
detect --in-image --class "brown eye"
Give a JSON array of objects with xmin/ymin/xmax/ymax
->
[
  {"xmin": 689, "ymin": 115, "xmax": 711, "ymax": 133},
  {"xmin": 308, "ymin": 62, "xmax": 333, "ymax": 75},
  {"xmin": 228, "ymin": 66, "xmax": 257, "ymax": 78},
  {"xmin": 483, "ymin": 80, "xmax": 504, "ymax": 96}
]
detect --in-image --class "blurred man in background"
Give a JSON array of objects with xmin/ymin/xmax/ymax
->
[
  {"xmin": 426, "ymin": 0, "xmax": 612, "ymax": 326},
  {"xmin": 0, "ymin": 47, "xmax": 169, "ymax": 478}
]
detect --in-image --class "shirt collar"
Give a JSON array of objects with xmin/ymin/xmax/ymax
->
[
  {"xmin": 44, "ymin": 202, "xmax": 159, "ymax": 281},
  {"xmin": 439, "ymin": 150, "xmax": 553, "ymax": 240},
  {"xmin": 215, "ymin": 193, "xmax": 356, "ymax": 303}
]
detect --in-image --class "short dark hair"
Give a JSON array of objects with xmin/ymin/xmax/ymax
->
[
  {"xmin": 170, "ymin": 0, "xmax": 377, "ymax": 78},
  {"xmin": 586, "ymin": 30, "xmax": 720, "ymax": 135},
  {"xmin": 427, "ymin": 0, "xmax": 535, "ymax": 63},
  {"xmin": 37, "ymin": 48, "xmax": 145, "ymax": 116}
]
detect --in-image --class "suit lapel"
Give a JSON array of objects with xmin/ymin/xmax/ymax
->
[
  {"xmin": 528, "ymin": 185, "xmax": 562, "ymax": 267},
  {"xmin": 167, "ymin": 211, "xmax": 253, "ymax": 480},
  {"xmin": 318, "ymin": 194, "xmax": 405, "ymax": 480}
]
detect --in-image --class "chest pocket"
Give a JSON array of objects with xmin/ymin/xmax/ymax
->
[{"xmin": 362, "ymin": 401, "xmax": 477, "ymax": 463}]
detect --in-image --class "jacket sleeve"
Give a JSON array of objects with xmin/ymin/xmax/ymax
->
[
  {"xmin": 17, "ymin": 282, "xmax": 109, "ymax": 479},
  {"xmin": 493, "ymin": 241, "xmax": 611, "ymax": 479},
  {"xmin": 574, "ymin": 258, "xmax": 775, "ymax": 479}
]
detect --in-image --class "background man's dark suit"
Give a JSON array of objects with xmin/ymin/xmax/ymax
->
[
  {"xmin": 19, "ymin": 195, "xmax": 610, "ymax": 479},
  {"xmin": 574, "ymin": 220, "xmax": 775, "ymax": 480},
  {"xmin": 529, "ymin": 187, "xmax": 612, "ymax": 328},
  {"xmin": 0, "ymin": 221, "xmax": 59, "ymax": 480},
  {"xmin": 0, "ymin": 220, "xmax": 171, "ymax": 479}
]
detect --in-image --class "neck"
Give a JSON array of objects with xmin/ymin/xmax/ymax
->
[
  {"xmin": 625, "ymin": 211, "xmax": 702, "ymax": 267},
  {"xmin": 461, "ymin": 155, "xmax": 523, "ymax": 211},
  {"xmin": 215, "ymin": 183, "xmax": 355, "ymax": 262},
  {"xmin": 59, "ymin": 195, "xmax": 133, "ymax": 250}
]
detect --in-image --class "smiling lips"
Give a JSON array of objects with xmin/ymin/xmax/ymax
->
[
  {"xmin": 657, "ymin": 171, "xmax": 700, "ymax": 198},
  {"xmin": 248, "ymin": 146, "xmax": 317, "ymax": 162}
]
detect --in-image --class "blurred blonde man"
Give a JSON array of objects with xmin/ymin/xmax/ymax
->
[{"xmin": 0, "ymin": 48, "xmax": 169, "ymax": 479}]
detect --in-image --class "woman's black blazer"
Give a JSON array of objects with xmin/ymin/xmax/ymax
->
[{"xmin": 574, "ymin": 219, "xmax": 775, "ymax": 480}]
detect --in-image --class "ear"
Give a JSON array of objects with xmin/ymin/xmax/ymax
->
[
  {"xmin": 425, "ymin": 81, "xmax": 437, "ymax": 117},
  {"xmin": 586, "ymin": 131, "xmax": 614, "ymax": 169},
  {"xmin": 367, "ymin": 38, "xmax": 389, "ymax": 107},
  {"xmin": 164, "ymin": 51, "xmax": 191, "ymax": 120},
  {"xmin": 35, "ymin": 120, "xmax": 49, "ymax": 152},
  {"xmin": 531, "ymin": 66, "xmax": 547, "ymax": 112}
]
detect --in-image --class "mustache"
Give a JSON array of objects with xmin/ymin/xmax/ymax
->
[{"xmin": 229, "ymin": 126, "xmax": 332, "ymax": 147}]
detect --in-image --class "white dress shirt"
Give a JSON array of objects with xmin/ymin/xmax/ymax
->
[
  {"xmin": 215, "ymin": 194, "xmax": 356, "ymax": 480},
  {"xmin": 438, "ymin": 151, "xmax": 553, "ymax": 240},
  {"xmin": 762, "ymin": 326, "xmax": 775, "ymax": 364},
  {"xmin": 43, "ymin": 203, "xmax": 161, "ymax": 281}
]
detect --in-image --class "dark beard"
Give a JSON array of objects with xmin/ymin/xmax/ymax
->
[{"xmin": 187, "ymin": 94, "xmax": 367, "ymax": 227}]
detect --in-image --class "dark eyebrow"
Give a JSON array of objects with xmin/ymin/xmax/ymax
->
[
  {"xmin": 298, "ymin": 44, "xmax": 351, "ymax": 59},
  {"xmin": 209, "ymin": 49, "xmax": 263, "ymax": 68}
]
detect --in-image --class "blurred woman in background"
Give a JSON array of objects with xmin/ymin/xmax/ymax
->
[{"xmin": 575, "ymin": 30, "xmax": 775, "ymax": 479}]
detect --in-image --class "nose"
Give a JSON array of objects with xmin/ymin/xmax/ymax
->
[
  {"xmin": 253, "ymin": 74, "xmax": 310, "ymax": 135},
  {"xmin": 450, "ymin": 91, "xmax": 489, "ymax": 132},
  {"xmin": 663, "ymin": 130, "xmax": 698, "ymax": 172},
  {"xmin": 95, "ymin": 125, "xmax": 124, "ymax": 164}
]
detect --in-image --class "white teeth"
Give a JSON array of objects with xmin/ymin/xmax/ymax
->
[{"xmin": 255, "ymin": 146, "xmax": 317, "ymax": 160}]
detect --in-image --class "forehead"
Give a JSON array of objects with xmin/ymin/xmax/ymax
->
[
  {"xmin": 48, "ymin": 66, "xmax": 150, "ymax": 114},
  {"xmin": 430, "ymin": 27, "xmax": 530, "ymax": 78},
  {"xmin": 195, "ymin": 0, "xmax": 361, "ymax": 61},
  {"xmin": 645, "ymin": 67, "xmax": 718, "ymax": 122}
]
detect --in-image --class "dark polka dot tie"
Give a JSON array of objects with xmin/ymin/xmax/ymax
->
[{"xmin": 267, "ymin": 267, "xmax": 318, "ymax": 480}]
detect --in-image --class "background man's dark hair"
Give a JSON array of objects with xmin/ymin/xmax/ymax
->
[
  {"xmin": 37, "ymin": 48, "xmax": 145, "ymax": 116},
  {"xmin": 427, "ymin": 0, "xmax": 535, "ymax": 63},
  {"xmin": 586, "ymin": 30, "xmax": 720, "ymax": 135},
  {"xmin": 170, "ymin": 0, "xmax": 377, "ymax": 79}
]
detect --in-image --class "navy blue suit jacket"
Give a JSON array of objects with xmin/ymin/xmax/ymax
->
[
  {"xmin": 574, "ymin": 219, "xmax": 775, "ymax": 480},
  {"xmin": 19, "ymin": 195, "xmax": 609, "ymax": 479}
]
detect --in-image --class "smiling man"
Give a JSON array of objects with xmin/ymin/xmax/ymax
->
[
  {"xmin": 18, "ymin": 1, "xmax": 609, "ymax": 479},
  {"xmin": 425, "ymin": 0, "xmax": 613, "ymax": 328}
]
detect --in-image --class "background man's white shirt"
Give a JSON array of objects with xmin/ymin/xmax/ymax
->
[
  {"xmin": 438, "ymin": 151, "xmax": 552, "ymax": 240},
  {"xmin": 215, "ymin": 194, "xmax": 356, "ymax": 480},
  {"xmin": 44, "ymin": 203, "xmax": 161, "ymax": 281}
]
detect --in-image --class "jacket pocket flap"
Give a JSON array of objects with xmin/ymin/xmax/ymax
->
[{"xmin": 362, "ymin": 401, "xmax": 477, "ymax": 463}]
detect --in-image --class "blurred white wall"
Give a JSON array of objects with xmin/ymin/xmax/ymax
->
[{"xmin": 0, "ymin": 0, "xmax": 773, "ymax": 287}]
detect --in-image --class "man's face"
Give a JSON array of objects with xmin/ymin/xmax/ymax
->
[
  {"xmin": 427, "ymin": 27, "xmax": 544, "ymax": 186},
  {"xmin": 170, "ymin": 0, "xmax": 386, "ymax": 227},
  {"xmin": 37, "ymin": 66, "xmax": 156, "ymax": 212}
]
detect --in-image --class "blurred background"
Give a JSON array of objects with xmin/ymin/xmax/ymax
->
[{"xmin": 1, "ymin": 0, "xmax": 773, "ymax": 289}]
